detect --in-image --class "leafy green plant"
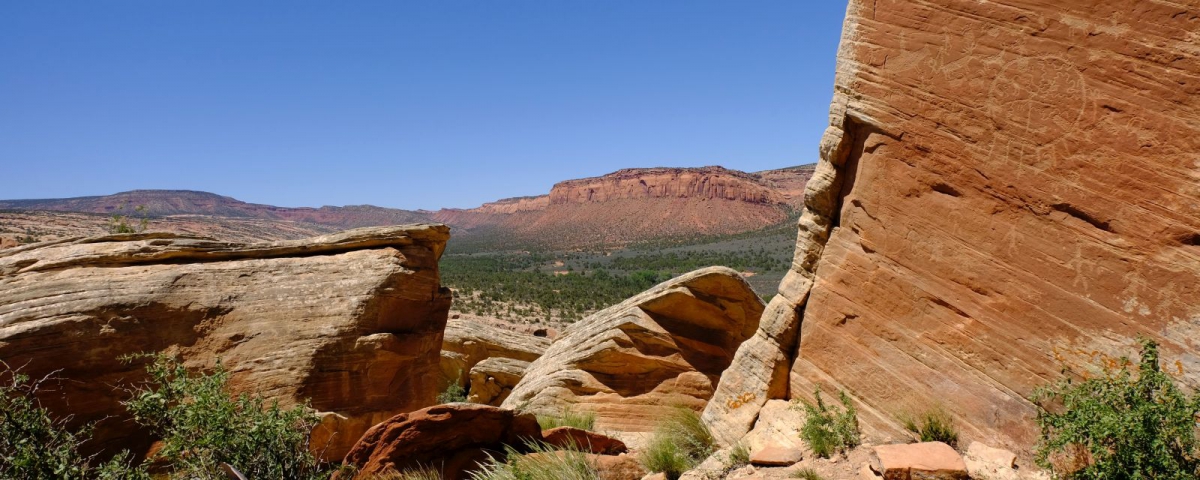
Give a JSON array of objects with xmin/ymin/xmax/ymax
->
[
  {"xmin": 469, "ymin": 441, "xmax": 599, "ymax": 480},
  {"xmin": 638, "ymin": 406, "xmax": 714, "ymax": 480},
  {"xmin": 437, "ymin": 373, "xmax": 468, "ymax": 404},
  {"xmin": 790, "ymin": 467, "xmax": 825, "ymax": 480},
  {"xmin": 797, "ymin": 388, "xmax": 860, "ymax": 458},
  {"xmin": 900, "ymin": 406, "xmax": 958, "ymax": 448},
  {"xmin": 536, "ymin": 406, "xmax": 596, "ymax": 431},
  {"xmin": 0, "ymin": 364, "xmax": 149, "ymax": 480},
  {"xmin": 121, "ymin": 353, "xmax": 325, "ymax": 480},
  {"xmin": 1032, "ymin": 337, "xmax": 1200, "ymax": 479}
]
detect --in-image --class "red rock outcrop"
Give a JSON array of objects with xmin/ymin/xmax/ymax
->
[
  {"xmin": 0, "ymin": 225, "xmax": 452, "ymax": 460},
  {"xmin": 708, "ymin": 0, "xmax": 1200, "ymax": 455},
  {"xmin": 340, "ymin": 404, "xmax": 542, "ymax": 480},
  {"xmin": 541, "ymin": 427, "xmax": 628, "ymax": 455},
  {"xmin": 547, "ymin": 167, "xmax": 785, "ymax": 205}
]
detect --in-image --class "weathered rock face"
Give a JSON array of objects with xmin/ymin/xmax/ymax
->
[
  {"xmin": 0, "ymin": 225, "xmax": 452, "ymax": 460},
  {"xmin": 467, "ymin": 357, "xmax": 530, "ymax": 405},
  {"xmin": 440, "ymin": 317, "xmax": 551, "ymax": 405},
  {"xmin": 548, "ymin": 167, "xmax": 786, "ymax": 206},
  {"xmin": 709, "ymin": 0, "xmax": 1200, "ymax": 453},
  {"xmin": 340, "ymin": 403, "xmax": 542, "ymax": 480},
  {"xmin": 502, "ymin": 267, "xmax": 764, "ymax": 435}
]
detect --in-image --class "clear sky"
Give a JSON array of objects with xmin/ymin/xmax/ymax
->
[{"xmin": 1, "ymin": 2, "xmax": 847, "ymax": 210}]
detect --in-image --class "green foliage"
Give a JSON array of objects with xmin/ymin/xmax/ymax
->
[
  {"xmin": 638, "ymin": 406, "xmax": 714, "ymax": 479},
  {"xmin": 798, "ymin": 389, "xmax": 860, "ymax": 458},
  {"xmin": 108, "ymin": 204, "xmax": 149, "ymax": 234},
  {"xmin": 790, "ymin": 467, "xmax": 825, "ymax": 480},
  {"xmin": 900, "ymin": 406, "xmax": 959, "ymax": 448},
  {"xmin": 536, "ymin": 406, "xmax": 596, "ymax": 431},
  {"xmin": 372, "ymin": 467, "xmax": 445, "ymax": 480},
  {"xmin": 1032, "ymin": 338, "xmax": 1200, "ymax": 479},
  {"xmin": 0, "ymin": 366, "xmax": 149, "ymax": 480},
  {"xmin": 469, "ymin": 441, "xmax": 599, "ymax": 480},
  {"xmin": 725, "ymin": 443, "xmax": 750, "ymax": 470},
  {"xmin": 437, "ymin": 374, "xmax": 468, "ymax": 404},
  {"xmin": 121, "ymin": 353, "xmax": 325, "ymax": 480}
]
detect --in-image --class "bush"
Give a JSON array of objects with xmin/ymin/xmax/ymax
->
[
  {"xmin": 798, "ymin": 388, "xmax": 860, "ymax": 458},
  {"xmin": 437, "ymin": 374, "xmax": 468, "ymax": 404},
  {"xmin": 0, "ymin": 365, "xmax": 149, "ymax": 480},
  {"xmin": 536, "ymin": 406, "xmax": 596, "ymax": 431},
  {"xmin": 1032, "ymin": 338, "xmax": 1200, "ymax": 479},
  {"xmin": 469, "ymin": 441, "xmax": 599, "ymax": 480},
  {"xmin": 638, "ymin": 406, "xmax": 714, "ymax": 479},
  {"xmin": 901, "ymin": 406, "xmax": 959, "ymax": 448},
  {"xmin": 121, "ymin": 353, "xmax": 326, "ymax": 480}
]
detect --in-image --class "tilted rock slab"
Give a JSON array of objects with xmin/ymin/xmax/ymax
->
[
  {"xmin": 708, "ymin": 0, "xmax": 1200, "ymax": 451},
  {"xmin": 0, "ymin": 225, "xmax": 452, "ymax": 460},
  {"xmin": 502, "ymin": 267, "xmax": 764, "ymax": 435}
]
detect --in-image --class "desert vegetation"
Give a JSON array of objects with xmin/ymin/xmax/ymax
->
[
  {"xmin": 535, "ymin": 407, "xmax": 597, "ymax": 431},
  {"xmin": 638, "ymin": 406, "xmax": 715, "ymax": 479},
  {"xmin": 1033, "ymin": 338, "xmax": 1200, "ymax": 479},
  {"xmin": 797, "ymin": 389, "xmax": 861, "ymax": 458},
  {"xmin": 469, "ymin": 441, "xmax": 600, "ymax": 480},
  {"xmin": 900, "ymin": 406, "xmax": 959, "ymax": 448}
]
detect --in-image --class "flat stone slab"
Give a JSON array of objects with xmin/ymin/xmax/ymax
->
[
  {"xmin": 872, "ymin": 442, "xmax": 968, "ymax": 480},
  {"xmin": 749, "ymin": 445, "xmax": 803, "ymax": 466}
]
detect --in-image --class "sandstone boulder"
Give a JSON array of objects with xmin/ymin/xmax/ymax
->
[
  {"xmin": 0, "ymin": 225, "xmax": 452, "ymax": 460},
  {"xmin": 738, "ymin": 399, "xmax": 807, "ymax": 453},
  {"xmin": 749, "ymin": 445, "xmax": 802, "ymax": 466},
  {"xmin": 501, "ymin": 267, "xmax": 764, "ymax": 436},
  {"xmin": 964, "ymin": 442, "xmax": 1023, "ymax": 480},
  {"xmin": 340, "ymin": 403, "xmax": 542, "ymax": 480},
  {"xmin": 468, "ymin": 357, "xmax": 533, "ymax": 405},
  {"xmin": 542, "ymin": 426, "xmax": 628, "ymax": 455},
  {"xmin": 872, "ymin": 442, "xmax": 968, "ymax": 480},
  {"xmin": 441, "ymin": 317, "xmax": 550, "ymax": 395},
  {"xmin": 710, "ymin": 0, "xmax": 1200, "ymax": 449}
]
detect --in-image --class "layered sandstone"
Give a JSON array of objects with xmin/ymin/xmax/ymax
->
[
  {"xmin": 0, "ymin": 225, "xmax": 452, "ymax": 460},
  {"xmin": 502, "ymin": 267, "xmax": 764, "ymax": 436},
  {"xmin": 440, "ymin": 317, "xmax": 551, "ymax": 398},
  {"xmin": 547, "ymin": 167, "xmax": 785, "ymax": 205},
  {"xmin": 709, "ymin": 0, "xmax": 1200, "ymax": 454}
]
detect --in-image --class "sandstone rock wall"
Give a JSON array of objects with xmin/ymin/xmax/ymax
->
[
  {"xmin": 503, "ymin": 267, "xmax": 764, "ymax": 437},
  {"xmin": 0, "ymin": 225, "xmax": 453, "ymax": 460},
  {"xmin": 709, "ymin": 0, "xmax": 1200, "ymax": 453}
]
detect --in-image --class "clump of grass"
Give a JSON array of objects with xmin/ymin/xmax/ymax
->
[
  {"xmin": 791, "ymin": 467, "xmax": 825, "ymax": 480},
  {"xmin": 638, "ymin": 406, "xmax": 715, "ymax": 480},
  {"xmin": 437, "ymin": 371, "xmax": 468, "ymax": 404},
  {"xmin": 725, "ymin": 443, "xmax": 751, "ymax": 470},
  {"xmin": 797, "ymin": 388, "xmax": 860, "ymax": 458},
  {"xmin": 901, "ymin": 406, "xmax": 959, "ymax": 448},
  {"xmin": 536, "ymin": 406, "xmax": 596, "ymax": 431},
  {"xmin": 469, "ymin": 441, "xmax": 599, "ymax": 480}
]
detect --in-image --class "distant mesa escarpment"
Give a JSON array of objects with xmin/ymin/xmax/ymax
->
[
  {"xmin": 0, "ymin": 164, "xmax": 814, "ymax": 248},
  {"xmin": 430, "ymin": 165, "xmax": 814, "ymax": 247}
]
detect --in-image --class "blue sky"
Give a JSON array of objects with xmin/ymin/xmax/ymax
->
[{"xmin": 0, "ymin": 2, "xmax": 846, "ymax": 210}]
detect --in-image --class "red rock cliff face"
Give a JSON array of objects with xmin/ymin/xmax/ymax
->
[
  {"xmin": 707, "ymin": 0, "xmax": 1200, "ymax": 453},
  {"xmin": 548, "ymin": 167, "xmax": 786, "ymax": 206}
]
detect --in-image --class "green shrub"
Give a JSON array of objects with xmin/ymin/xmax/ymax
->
[
  {"xmin": 798, "ymin": 388, "xmax": 860, "ymax": 458},
  {"xmin": 469, "ymin": 441, "xmax": 599, "ymax": 480},
  {"xmin": 1032, "ymin": 338, "xmax": 1200, "ymax": 479},
  {"xmin": 638, "ymin": 406, "xmax": 714, "ymax": 479},
  {"xmin": 0, "ymin": 366, "xmax": 149, "ymax": 480},
  {"xmin": 121, "ymin": 353, "xmax": 325, "ymax": 480},
  {"xmin": 901, "ymin": 406, "xmax": 958, "ymax": 448},
  {"xmin": 437, "ymin": 374, "xmax": 468, "ymax": 404},
  {"xmin": 725, "ymin": 442, "xmax": 750, "ymax": 470},
  {"xmin": 790, "ymin": 467, "xmax": 825, "ymax": 480},
  {"xmin": 536, "ymin": 406, "xmax": 596, "ymax": 431}
]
